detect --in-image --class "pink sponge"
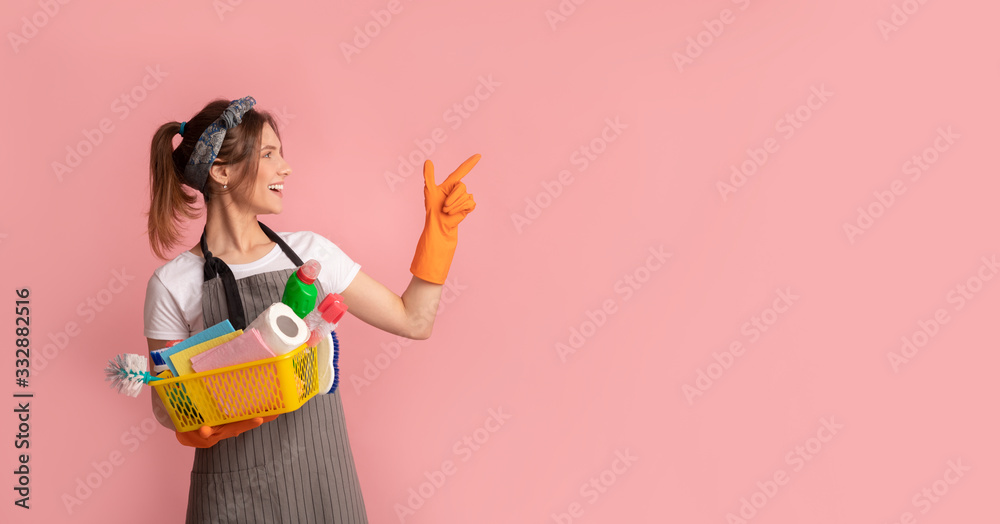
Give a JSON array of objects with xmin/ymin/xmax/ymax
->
[{"xmin": 190, "ymin": 328, "xmax": 276, "ymax": 373}]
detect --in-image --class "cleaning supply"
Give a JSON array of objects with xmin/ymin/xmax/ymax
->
[
  {"xmin": 315, "ymin": 331, "xmax": 334, "ymax": 393},
  {"xmin": 329, "ymin": 330, "xmax": 341, "ymax": 393},
  {"xmin": 303, "ymin": 293, "xmax": 348, "ymax": 347},
  {"xmin": 305, "ymin": 329, "xmax": 342, "ymax": 395},
  {"xmin": 150, "ymin": 339, "xmax": 184, "ymax": 374},
  {"xmin": 104, "ymin": 353, "xmax": 163, "ymax": 397},
  {"xmin": 189, "ymin": 328, "xmax": 276, "ymax": 373},
  {"xmin": 106, "ymin": 305, "xmax": 319, "ymax": 436},
  {"xmin": 247, "ymin": 302, "xmax": 310, "ymax": 355},
  {"xmin": 152, "ymin": 341, "xmax": 318, "ymax": 430},
  {"xmin": 303, "ymin": 293, "xmax": 347, "ymax": 394},
  {"xmin": 150, "ymin": 348, "xmax": 171, "ymax": 375},
  {"xmin": 104, "ymin": 354, "xmax": 206, "ymax": 430},
  {"xmin": 156, "ymin": 319, "xmax": 235, "ymax": 376},
  {"xmin": 282, "ymin": 259, "xmax": 321, "ymax": 318},
  {"xmin": 411, "ymin": 154, "xmax": 480, "ymax": 284},
  {"xmin": 169, "ymin": 331, "xmax": 243, "ymax": 376}
]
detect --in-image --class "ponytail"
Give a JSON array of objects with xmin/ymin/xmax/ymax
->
[{"xmin": 146, "ymin": 121, "xmax": 199, "ymax": 260}]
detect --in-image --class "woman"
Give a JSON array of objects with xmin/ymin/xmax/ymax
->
[{"xmin": 142, "ymin": 96, "xmax": 479, "ymax": 523}]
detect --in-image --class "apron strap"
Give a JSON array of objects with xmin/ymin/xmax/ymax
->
[
  {"xmin": 258, "ymin": 221, "xmax": 304, "ymax": 267},
  {"xmin": 200, "ymin": 221, "xmax": 304, "ymax": 330}
]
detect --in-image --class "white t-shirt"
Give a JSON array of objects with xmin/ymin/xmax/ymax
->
[{"xmin": 143, "ymin": 231, "xmax": 361, "ymax": 340}]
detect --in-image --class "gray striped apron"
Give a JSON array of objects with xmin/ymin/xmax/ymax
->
[{"xmin": 186, "ymin": 223, "xmax": 368, "ymax": 523}]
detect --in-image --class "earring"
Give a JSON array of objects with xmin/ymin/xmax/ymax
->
[{"xmin": 223, "ymin": 184, "xmax": 228, "ymax": 189}]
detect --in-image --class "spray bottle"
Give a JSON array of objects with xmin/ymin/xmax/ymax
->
[{"xmin": 304, "ymin": 293, "xmax": 348, "ymax": 347}]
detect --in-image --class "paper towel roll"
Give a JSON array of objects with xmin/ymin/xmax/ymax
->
[{"xmin": 247, "ymin": 302, "xmax": 309, "ymax": 355}]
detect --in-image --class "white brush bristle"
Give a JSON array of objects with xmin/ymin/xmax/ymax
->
[{"xmin": 104, "ymin": 353, "xmax": 149, "ymax": 398}]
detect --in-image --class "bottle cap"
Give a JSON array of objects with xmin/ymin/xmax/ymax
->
[{"xmin": 297, "ymin": 259, "xmax": 322, "ymax": 284}]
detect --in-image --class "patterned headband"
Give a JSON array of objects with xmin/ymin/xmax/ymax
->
[{"xmin": 182, "ymin": 96, "xmax": 257, "ymax": 193}]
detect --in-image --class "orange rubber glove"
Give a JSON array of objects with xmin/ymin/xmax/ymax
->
[
  {"xmin": 410, "ymin": 154, "xmax": 481, "ymax": 284},
  {"xmin": 175, "ymin": 415, "xmax": 279, "ymax": 448}
]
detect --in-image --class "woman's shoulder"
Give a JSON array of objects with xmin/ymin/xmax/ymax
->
[
  {"xmin": 276, "ymin": 230, "xmax": 351, "ymax": 261},
  {"xmin": 149, "ymin": 249, "xmax": 203, "ymax": 287},
  {"xmin": 277, "ymin": 230, "xmax": 339, "ymax": 249}
]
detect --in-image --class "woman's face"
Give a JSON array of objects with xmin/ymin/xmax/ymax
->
[{"xmin": 247, "ymin": 123, "xmax": 291, "ymax": 215}]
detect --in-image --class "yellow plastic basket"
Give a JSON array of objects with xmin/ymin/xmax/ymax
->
[{"xmin": 152, "ymin": 343, "xmax": 319, "ymax": 432}]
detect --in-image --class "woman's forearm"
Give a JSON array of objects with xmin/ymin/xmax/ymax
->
[{"xmin": 401, "ymin": 275, "xmax": 444, "ymax": 339}]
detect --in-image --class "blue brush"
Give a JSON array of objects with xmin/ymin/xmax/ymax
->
[{"xmin": 329, "ymin": 329, "xmax": 340, "ymax": 394}]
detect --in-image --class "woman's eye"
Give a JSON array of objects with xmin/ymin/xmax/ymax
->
[{"xmin": 264, "ymin": 152, "xmax": 272, "ymax": 158}]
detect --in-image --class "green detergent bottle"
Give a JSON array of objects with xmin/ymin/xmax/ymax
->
[{"xmin": 282, "ymin": 259, "xmax": 321, "ymax": 318}]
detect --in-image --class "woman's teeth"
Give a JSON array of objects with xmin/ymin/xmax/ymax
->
[{"xmin": 268, "ymin": 184, "xmax": 283, "ymax": 191}]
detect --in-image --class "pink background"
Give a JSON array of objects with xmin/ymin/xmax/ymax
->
[{"xmin": 2, "ymin": 0, "xmax": 998, "ymax": 522}]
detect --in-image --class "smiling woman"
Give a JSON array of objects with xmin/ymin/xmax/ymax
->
[{"xmin": 141, "ymin": 96, "xmax": 481, "ymax": 524}]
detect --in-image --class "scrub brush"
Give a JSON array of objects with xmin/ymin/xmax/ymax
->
[
  {"xmin": 104, "ymin": 353, "xmax": 163, "ymax": 397},
  {"xmin": 330, "ymin": 329, "xmax": 341, "ymax": 393}
]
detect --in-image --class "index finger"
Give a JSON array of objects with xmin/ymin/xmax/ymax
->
[{"xmin": 441, "ymin": 154, "xmax": 481, "ymax": 192}]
